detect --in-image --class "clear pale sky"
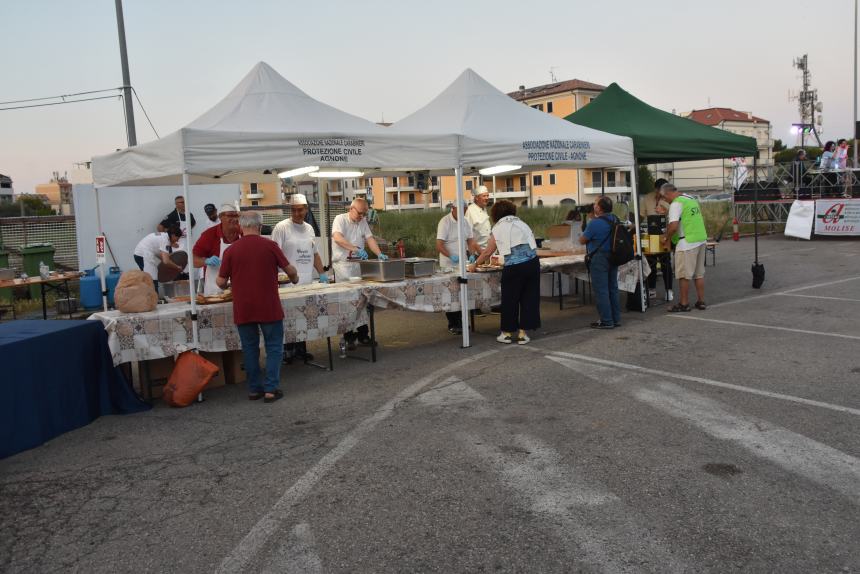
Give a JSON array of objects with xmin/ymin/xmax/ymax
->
[{"xmin": 1, "ymin": 0, "xmax": 853, "ymax": 195}]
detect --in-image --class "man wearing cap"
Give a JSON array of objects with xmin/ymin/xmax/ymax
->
[
  {"xmin": 203, "ymin": 204, "xmax": 220, "ymax": 230},
  {"xmin": 192, "ymin": 203, "xmax": 242, "ymax": 295},
  {"xmin": 331, "ymin": 197, "xmax": 387, "ymax": 347},
  {"xmin": 661, "ymin": 184, "xmax": 707, "ymax": 312},
  {"xmin": 157, "ymin": 195, "xmax": 196, "ymax": 235},
  {"xmin": 271, "ymin": 194, "xmax": 328, "ymax": 362},
  {"xmin": 465, "ymin": 185, "xmax": 492, "ymax": 250},
  {"xmin": 437, "ymin": 201, "xmax": 480, "ymax": 334}
]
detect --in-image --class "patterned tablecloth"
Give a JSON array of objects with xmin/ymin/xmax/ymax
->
[
  {"xmin": 361, "ymin": 272, "xmax": 502, "ymax": 313},
  {"xmin": 89, "ymin": 283, "xmax": 367, "ymax": 366},
  {"xmin": 538, "ymin": 254, "xmax": 586, "ymax": 271}
]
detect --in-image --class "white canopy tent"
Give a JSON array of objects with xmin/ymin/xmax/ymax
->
[
  {"xmin": 92, "ymin": 61, "xmax": 451, "ymax": 349},
  {"xmin": 91, "ymin": 63, "xmax": 637, "ymax": 353},
  {"xmin": 388, "ymin": 69, "xmax": 637, "ymax": 344}
]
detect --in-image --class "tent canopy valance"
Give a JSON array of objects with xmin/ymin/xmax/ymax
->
[{"xmin": 564, "ymin": 83, "xmax": 758, "ymax": 164}]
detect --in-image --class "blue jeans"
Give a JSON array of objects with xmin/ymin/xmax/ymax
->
[
  {"xmin": 590, "ymin": 250, "xmax": 621, "ymax": 326},
  {"xmin": 237, "ymin": 321, "xmax": 284, "ymax": 393}
]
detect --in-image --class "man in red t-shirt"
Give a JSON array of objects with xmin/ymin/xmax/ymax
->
[
  {"xmin": 217, "ymin": 211, "xmax": 297, "ymax": 403},
  {"xmin": 192, "ymin": 203, "xmax": 242, "ymax": 296}
]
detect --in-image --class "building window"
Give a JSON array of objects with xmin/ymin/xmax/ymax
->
[
  {"xmin": 250, "ymin": 183, "xmax": 258, "ymax": 193},
  {"xmin": 392, "ymin": 192, "xmax": 399, "ymax": 205},
  {"xmin": 546, "ymin": 101, "xmax": 553, "ymax": 113},
  {"xmin": 391, "ymin": 177, "xmax": 399, "ymax": 187},
  {"xmin": 590, "ymin": 171, "xmax": 602, "ymax": 188},
  {"xmin": 465, "ymin": 180, "xmax": 473, "ymax": 192},
  {"xmin": 407, "ymin": 176, "xmax": 415, "ymax": 187},
  {"xmin": 549, "ymin": 173, "xmax": 556, "ymax": 185},
  {"xmin": 431, "ymin": 176, "xmax": 438, "ymax": 186},
  {"xmin": 621, "ymin": 171, "xmax": 631, "ymax": 187},
  {"xmin": 533, "ymin": 175, "xmax": 543, "ymax": 186},
  {"xmin": 251, "ymin": 200, "xmax": 259, "ymax": 206},
  {"xmin": 531, "ymin": 103, "xmax": 544, "ymax": 111},
  {"xmin": 606, "ymin": 171, "xmax": 616, "ymax": 187},
  {"xmin": 519, "ymin": 175, "xmax": 527, "ymax": 190},
  {"xmin": 505, "ymin": 177, "xmax": 513, "ymax": 191},
  {"xmin": 408, "ymin": 193, "xmax": 416, "ymax": 205},
  {"xmin": 432, "ymin": 191, "xmax": 439, "ymax": 203}
]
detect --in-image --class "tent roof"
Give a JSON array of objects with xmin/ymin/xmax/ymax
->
[
  {"xmin": 92, "ymin": 62, "xmax": 453, "ymax": 187},
  {"xmin": 564, "ymin": 83, "xmax": 758, "ymax": 164},
  {"xmin": 388, "ymin": 69, "xmax": 634, "ymax": 169}
]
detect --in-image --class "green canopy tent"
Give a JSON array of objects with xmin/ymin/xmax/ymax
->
[{"xmin": 565, "ymin": 83, "xmax": 763, "ymax": 305}]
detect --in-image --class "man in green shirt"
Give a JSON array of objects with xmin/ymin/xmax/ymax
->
[{"xmin": 661, "ymin": 184, "xmax": 708, "ymax": 312}]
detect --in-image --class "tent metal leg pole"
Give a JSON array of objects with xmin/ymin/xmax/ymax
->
[
  {"xmin": 182, "ymin": 173, "xmax": 200, "ymax": 350},
  {"xmin": 95, "ymin": 187, "xmax": 109, "ymax": 311},
  {"xmin": 455, "ymin": 165, "xmax": 470, "ymax": 348},
  {"xmin": 630, "ymin": 164, "xmax": 647, "ymax": 312}
]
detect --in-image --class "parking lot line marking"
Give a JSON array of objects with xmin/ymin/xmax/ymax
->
[
  {"xmin": 778, "ymin": 293, "xmax": 860, "ymax": 303},
  {"xmin": 634, "ymin": 383, "xmax": 860, "ymax": 505},
  {"xmin": 522, "ymin": 347, "xmax": 860, "ymax": 417},
  {"xmin": 216, "ymin": 349, "xmax": 498, "ymax": 574},
  {"xmin": 669, "ymin": 315, "xmax": 860, "ymax": 341},
  {"xmin": 709, "ymin": 275, "xmax": 860, "ymax": 309},
  {"xmin": 260, "ymin": 523, "xmax": 322, "ymax": 574}
]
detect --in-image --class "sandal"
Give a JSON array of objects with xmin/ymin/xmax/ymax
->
[
  {"xmin": 248, "ymin": 392, "xmax": 264, "ymax": 401},
  {"xmin": 694, "ymin": 301, "xmax": 707, "ymax": 310},
  {"xmin": 668, "ymin": 304, "xmax": 691, "ymax": 313},
  {"xmin": 263, "ymin": 389, "xmax": 284, "ymax": 403}
]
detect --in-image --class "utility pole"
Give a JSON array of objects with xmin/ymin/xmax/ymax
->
[{"xmin": 115, "ymin": 0, "xmax": 137, "ymax": 147}]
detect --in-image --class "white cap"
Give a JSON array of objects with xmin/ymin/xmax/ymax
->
[
  {"xmin": 473, "ymin": 185, "xmax": 489, "ymax": 197},
  {"xmin": 290, "ymin": 193, "xmax": 308, "ymax": 205},
  {"xmin": 219, "ymin": 202, "xmax": 239, "ymax": 214}
]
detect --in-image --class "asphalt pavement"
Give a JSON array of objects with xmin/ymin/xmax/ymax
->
[{"xmin": 2, "ymin": 234, "xmax": 859, "ymax": 573}]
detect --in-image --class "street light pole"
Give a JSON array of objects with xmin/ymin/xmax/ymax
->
[
  {"xmin": 115, "ymin": 0, "xmax": 137, "ymax": 147},
  {"xmin": 854, "ymin": 0, "xmax": 858, "ymax": 166}
]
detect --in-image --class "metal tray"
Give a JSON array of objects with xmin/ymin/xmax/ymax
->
[
  {"xmin": 359, "ymin": 258, "xmax": 406, "ymax": 282},
  {"xmin": 403, "ymin": 257, "xmax": 436, "ymax": 277}
]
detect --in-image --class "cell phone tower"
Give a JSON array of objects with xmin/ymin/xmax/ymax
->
[{"xmin": 790, "ymin": 55, "xmax": 823, "ymax": 147}]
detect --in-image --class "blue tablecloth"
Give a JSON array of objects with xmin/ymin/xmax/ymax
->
[{"xmin": 0, "ymin": 320, "xmax": 150, "ymax": 459}]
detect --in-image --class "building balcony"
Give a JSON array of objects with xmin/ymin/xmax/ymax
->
[
  {"xmin": 583, "ymin": 185, "xmax": 633, "ymax": 194},
  {"xmin": 385, "ymin": 203, "xmax": 441, "ymax": 210},
  {"xmin": 245, "ymin": 192, "xmax": 265, "ymax": 199},
  {"xmin": 490, "ymin": 189, "xmax": 529, "ymax": 198}
]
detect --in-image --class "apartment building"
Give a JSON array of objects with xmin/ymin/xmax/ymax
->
[
  {"xmin": 658, "ymin": 107, "xmax": 772, "ymax": 193},
  {"xmin": 0, "ymin": 174, "xmax": 12, "ymax": 204},
  {"xmin": 35, "ymin": 172, "xmax": 74, "ymax": 214}
]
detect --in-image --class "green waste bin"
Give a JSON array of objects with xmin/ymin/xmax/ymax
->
[
  {"xmin": 0, "ymin": 250, "xmax": 11, "ymax": 304},
  {"xmin": 20, "ymin": 244, "xmax": 55, "ymax": 299}
]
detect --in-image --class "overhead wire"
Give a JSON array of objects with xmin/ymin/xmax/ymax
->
[
  {"xmin": 131, "ymin": 86, "xmax": 160, "ymax": 138},
  {"xmin": 0, "ymin": 87, "xmax": 121, "ymax": 106},
  {"xmin": 0, "ymin": 94, "xmax": 121, "ymax": 111}
]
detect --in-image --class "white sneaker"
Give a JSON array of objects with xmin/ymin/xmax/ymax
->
[
  {"xmin": 517, "ymin": 333, "xmax": 530, "ymax": 345},
  {"xmin": 665, "ymin": 289, "xmax": 674, "ymax": 302},
  {"xmin": 496, "ymin": 332, "xmax": 513, "ymax": 344}
]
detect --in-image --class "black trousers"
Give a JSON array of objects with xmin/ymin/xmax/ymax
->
[
  {"xmin": 500, "ymin": 257, "xmax": 541, "ymax": 333},
  {"xmin": 445, "ymin": 311, "xmax": 462, "ymax": 328},
  {"xmin": 344, "ymin": 324, "xmax": 369, "ymax": 343},
  {"xmin": 646, "ymin": 253, "xmax": 673, "ymax": 291}
]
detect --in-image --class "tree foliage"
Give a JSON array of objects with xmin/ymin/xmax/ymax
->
[{"xmin": 0, "ymin": 195, "xmax": 56, "ymax": 217}]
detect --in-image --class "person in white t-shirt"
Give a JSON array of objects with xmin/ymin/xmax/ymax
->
[
  {"xmin": 133, "ymin": 222, "xmax": 183, "ymax": 290},
  {"xmin": 465, "ymin": 185, "xmax": 492, "ymax": 249},
  {"xmin": 436, "ymin": 201, "xmax": 480, "ymax": 334},
  {"xmin": 159, "ymin": 230, "xmax": 189, "ymax": 280},
  {"xmin": 272, "ymin": 194, "xmax": 328, "ymax": 362},
  {"xmin": 331, "ymin": 197, "xmax": 387, "ymax": 347}
]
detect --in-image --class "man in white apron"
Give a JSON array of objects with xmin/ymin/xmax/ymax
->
[
  {"xmin": 331, "ymin": 197, "xmax": 387, "ymax": 347},
  {"xmin": 436, "ymin": 201, "xmax": 480, "ymax": 334},
  {"xmin": 271, "ymin": 194, "xmax": 328, "ymax": 362},
  {"xmin": 192, "ymin": 203, "xmax": 242, "ymax": 295}
]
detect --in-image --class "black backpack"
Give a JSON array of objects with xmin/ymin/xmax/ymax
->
[{"xmin": 600, "ymin": 215, "xmax": 635, "ymax": 266}]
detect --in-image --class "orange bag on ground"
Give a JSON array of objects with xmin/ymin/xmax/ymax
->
[{"xmin": 163, "ymin": 352, "xmax": 220, "ymax": 407}]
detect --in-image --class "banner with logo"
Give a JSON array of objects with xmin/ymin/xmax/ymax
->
[{"xmin": 814, "ymin": 199, "xmax": 860, "ymax": 235}]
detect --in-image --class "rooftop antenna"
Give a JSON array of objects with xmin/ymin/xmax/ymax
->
[
  {"xmin": 790, "ymin": 54, "xmax": 823, "ymax": 147},
  {"xmin": 549, "ymin": 67, "xmax": 558, "ymax": 83}
]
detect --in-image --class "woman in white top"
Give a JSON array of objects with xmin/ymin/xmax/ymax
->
[{"xmin": 468, "ymin": 200, "xmax": 540, "ymax": 345}]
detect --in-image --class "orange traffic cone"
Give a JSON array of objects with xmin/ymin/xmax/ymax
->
[{"xmin": 732, "ymin": 217, "xmax": 740, "ymax": 241}]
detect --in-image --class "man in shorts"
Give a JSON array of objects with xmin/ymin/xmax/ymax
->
[{"xmin": 661, "ymin": 184, "xmax": 707, "ymax": 312}]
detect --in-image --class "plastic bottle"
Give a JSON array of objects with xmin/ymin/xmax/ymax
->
[
  {"xmin": 339, "ymin": 337, "xmax": 348, "ymax": 358},
  {"xmin": 39, "ymin": 261, "xmax": 49, "ymax": 280}
]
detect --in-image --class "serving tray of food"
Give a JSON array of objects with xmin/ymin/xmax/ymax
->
[{"xmin": 196, "ymin": 289, "xmax": 232, "ymax": 305}]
